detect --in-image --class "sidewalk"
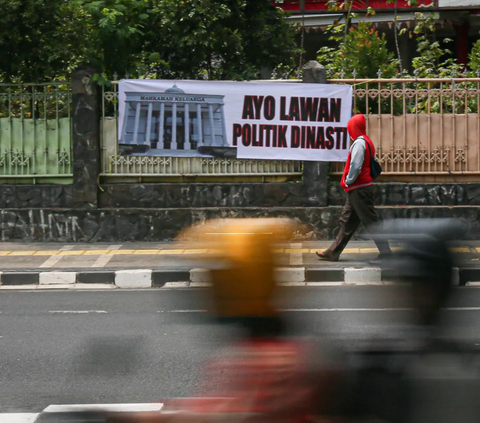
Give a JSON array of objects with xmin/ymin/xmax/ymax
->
[
  {"xmin": 0, "ymin": 240, "xmax": 478, "ymax": 271},
  {"xmin": 0, "ymin": 240, "xmax": 479, "ymax": 288}
]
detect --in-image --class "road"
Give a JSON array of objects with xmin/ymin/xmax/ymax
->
[{"xmin": 2, "ymin": 286, "xmax": 480, "ymax": 413}]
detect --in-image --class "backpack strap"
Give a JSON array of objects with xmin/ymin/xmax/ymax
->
[{"xmin": 350, "ymin": 135, "xmax": 365, "ymax": 151}]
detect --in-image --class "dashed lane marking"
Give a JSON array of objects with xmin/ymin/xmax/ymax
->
[
  {"xmin": 49, "ymin": 310, "xmax": 108, "ymax": 314},
  {"xmin": 43, "ymin": 403, "xmax": 164, "ymax": 412},
  {"xmin": 58, "ymin": 250, "xmax": 83, "ymax": 256},
  {"xmin": 158, "ymin": 250, "xmax": 185, "ymax": 255},
  {"xmin": 90, "ymin": 243, "xmax": 121, "ymax": 267},
  {"xmin": 39, "ymin": 255, "xmax": 63, "ymax": 268},
  {"xmin": 111, "ymin": 249, "xmax": 136, "ymax": 255},
  {"xmin": 289, "ymin": 243, "xmax": 304, "ymax": 266},
  {"xmin": 359, "ymin": 248, "xmax": 379, "ymax": 254},
  {"xmin": 83, "ymin": 249, "xmax": 111, "ymax": 255},
  {"xmin": 451, "ymin": 247, "xmax": 471, "ymax": 253},
  {"xmin": 33, "ymin": 251, "xmax": 60, "ymax": 256},
  {"xmin": 157, "ymin": 307, "xmax": 480, "ymax": 313},
  {"xmin": 91, "ymin": 254, "xmax": 114, "ymax": 268}
]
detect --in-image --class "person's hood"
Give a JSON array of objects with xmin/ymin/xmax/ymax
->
[{"xmin": 347, "ymin": 113, "xmax": 367, "ymax": 140}]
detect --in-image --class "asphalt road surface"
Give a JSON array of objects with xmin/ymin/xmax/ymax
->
[{"xmin": 2, "ymin": 286, "xmax": 480, "ymax": 413}]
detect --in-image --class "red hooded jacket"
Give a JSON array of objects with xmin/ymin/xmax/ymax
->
[{"xmin": 340, "ymin": 114, "xmax": 375, "ymax": 193}]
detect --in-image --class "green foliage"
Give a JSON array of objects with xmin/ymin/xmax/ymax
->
[
  {"xmin": 317, "ymin": 22, "xmax": 399, "ymax": 79},
  {"xmin": 80, "ymin": 0, "xmax": 152, "ymax": 79},
  {"xmin": 0, "ymin": 0, "xmax": 91, "ymax": 82},
  {"xmin": 317, "ymin": 22, "xmax": 399, "ymax": 114},
  {"xmin": 319, "ymin": 2, "xmax": 480, "ymax": 115},
  {"xmin": 469, "ymin": 38, "xmax": 480, "ymax": 76},
  {"xmin": 411, "ymin": 37, "xmax": 463, "ymax": 78},
  {"xmin": 0, "ymin": 0, "xmax": 299, "ymax": 82},
  {"xmin": 136, "ymin": 0, "xmax": 299, "ymax": 81}
]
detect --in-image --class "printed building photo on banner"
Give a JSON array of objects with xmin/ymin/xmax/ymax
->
[
  {"xmin": 121, "ymin": 85, "xmax": 228, "ymax": 157},
  {"xmin": 118, "ymin": 80, "xmax": 353, "ymax": 161}
]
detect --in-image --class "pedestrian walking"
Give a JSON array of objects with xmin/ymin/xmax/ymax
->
[{"xmin": 316, "ymin": 113, "xmax": 392, "ymax": 264}]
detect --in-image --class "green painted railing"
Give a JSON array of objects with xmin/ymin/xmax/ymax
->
[{"xmin": 0, "ymin": 82, "xmax": 72, "ymax": 184}]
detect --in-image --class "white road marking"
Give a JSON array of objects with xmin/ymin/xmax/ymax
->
[
  {"xmin": 0, "ymin": 404, "xmax": 164, "ymax": 422},
  {"xmin": 48, "ymin": 310, "xmax": 108, "ymax": 314},
  {"xmin": 91, "ymin": 254, "xmax": 114, "ymax": 268},
  {"xmin": 0, "ymin": 414, "xmax": 39, "ymax": 423},
  {"xmin": 91, "ymin": 245, "xmax": 121, "ymax": 268},
  {"xmin": 60, "ymin": 245, "xmax": 75, "ymax": 251},
  {"xmin": 43, "ymin": 403, "xmax": 163, "ymax": 413},
  {"xmin": 39, "ymin": 255, "xmax": 63, "ymax": 268},
  {"xmin": 289, "ymin": 242, "xmax": 303, "ymax": 266},
  {"xmin": 444, "ymin": 307, "xmax": 480, "ymax": 311},
  {"xmin": 156, "ymin": 307, "xmax": 480, "ymax": 313},
  {"xmin": 157, "ymin": 310, "xmax": 207, "ymax": 313},
  {"xmin": 282, "ymin": 308, "xmax": 414, "ymax": 312}
]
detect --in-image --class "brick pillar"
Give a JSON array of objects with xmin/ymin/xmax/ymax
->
[
  {"xmin": 302, "ymin": 61, "xmax": 329, "ymax": 207},
  {"xmin": 72, "ymin": 66, "xmax": 100, "ymax": 209}
]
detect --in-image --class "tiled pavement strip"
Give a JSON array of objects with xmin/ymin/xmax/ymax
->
[
  {"xmin": 0, "ymin": 242, "xmax": 476, "ymax": 259},
  {"xmin": 0, "ymin": 241, "xmax": 477, "ymax": 271},
  {"xmin": 0, "ymin": 241, "xmax": 479, "ymax": 288}
]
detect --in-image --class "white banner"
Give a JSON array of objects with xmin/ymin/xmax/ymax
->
[{"xmin": 118, "ymin": 79, "xmax": 353, "ymax": 161}]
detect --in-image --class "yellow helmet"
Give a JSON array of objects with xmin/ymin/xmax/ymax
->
[{"xmin": 177, "ymin": 218, "xmax": 303, "ymax": 319}]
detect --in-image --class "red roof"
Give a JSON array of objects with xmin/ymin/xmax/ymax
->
[{"xmin": 274, "ymin": 0, "xmax": 437, "ymax": 12}]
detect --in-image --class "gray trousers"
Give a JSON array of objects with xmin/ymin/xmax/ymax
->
[{"xmin": 327, "ymin": 185, "xmax": 391, "ymax": 258}]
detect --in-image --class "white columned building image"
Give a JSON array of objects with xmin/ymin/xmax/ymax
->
[{"xmin": 120, "ymin": 84, "xmax": 228, "ymax": 157}]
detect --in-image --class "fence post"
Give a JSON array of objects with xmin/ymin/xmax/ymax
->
[
  {"xmin": 302, "ymin": 60, "xmax": 329, "ymax": 207},
  {"xmin": 72, "ymin": 66, "xmax": 100, "ymax": 209}
]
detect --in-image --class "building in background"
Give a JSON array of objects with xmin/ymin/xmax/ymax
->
[{"xmin": 273, "ymin": 0, "xmax": 480, "ymax": 72}]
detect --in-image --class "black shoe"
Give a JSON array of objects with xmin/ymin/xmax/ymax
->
[{"xmin": 316, "ymin": 251, "xmax": 339, "ymax": 262}]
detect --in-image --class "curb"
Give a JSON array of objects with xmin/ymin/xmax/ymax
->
[{"xmin": 0, "ymin": 266, "xmax": 477, "ymax": 289}]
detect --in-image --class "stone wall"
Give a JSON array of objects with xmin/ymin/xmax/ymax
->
[
  {"xmin": 99, "ymin": 183, "xmax": 307, "ymax": 208},
  {"xmin": 0, "ymin": 186, "xmax": 72, "ymax": 208},
  {"xmin": 0, "ymin": 206, "xmax": 478, "ymax": 242},
  {"xmin": 329, "ymin": 183, "xmax": 480, "ymax": 206},
  {"xmin": 2, "ymin": 182, "xmax": 479, "ymax": 210}
]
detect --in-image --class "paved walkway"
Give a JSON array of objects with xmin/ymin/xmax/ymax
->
[{"xmin": 0, "ymin": 240, "xmax": 478, "ymax": 272}]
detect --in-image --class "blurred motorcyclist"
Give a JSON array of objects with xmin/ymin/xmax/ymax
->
[
  {"xmin": 101, "ymin": 218, "xmax": 346, "ymax": 423},
  {"xmin": 337, "ymin": 219, "xmax": 480, "ymax": 423}
]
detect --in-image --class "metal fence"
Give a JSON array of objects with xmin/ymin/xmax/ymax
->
[
  {"xmin": 0, "ymin": 82, "xmax": 72, "ymax": 183},
  {"xmin": 100, "ymin": 82, "xmax": 303, "ymax": 180},
  {"xmin": 329, "ymin": 77, "xmax": 480, "ymax": 176}
]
